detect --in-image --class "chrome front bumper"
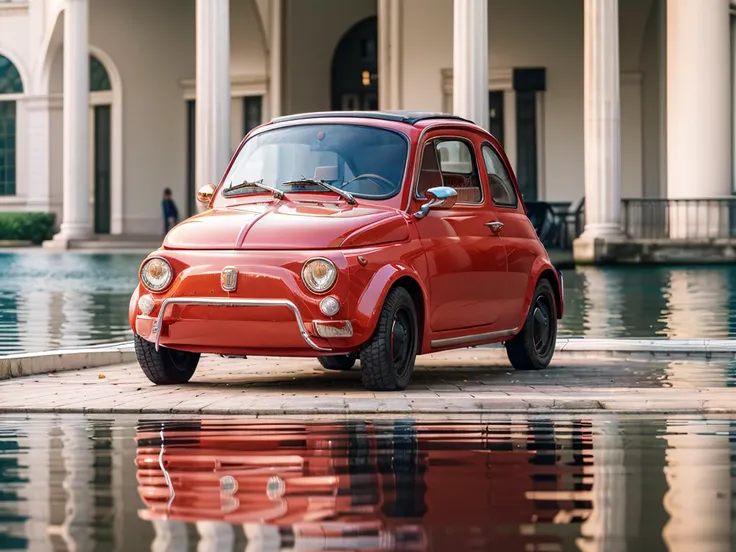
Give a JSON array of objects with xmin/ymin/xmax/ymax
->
[{"xmin": 150, "ymin": 297, "xmax": 331, "ymax": 353}]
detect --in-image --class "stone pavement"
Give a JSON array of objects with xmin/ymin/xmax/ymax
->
[{"xmin": 1, "ymin": 347, "xmax": 735, "ymax": 414}]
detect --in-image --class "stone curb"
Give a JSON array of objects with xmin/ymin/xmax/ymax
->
[
  {"xmin": 0, "ymin": 344, "xmax": 135, "ymax": 381},
  {"xmin": 0, "ymin": 338, "xmax": 733, "ymax": 381}
]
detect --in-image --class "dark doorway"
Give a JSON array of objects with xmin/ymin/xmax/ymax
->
[
  {"xmin": 513, "ymin": 68, "xmax": 546, "ymax": 202},
  {"xmin": 243, "ymin": 96, "xmax": 263, "ymax": 134},
  {"xmin": 331, "ymin": 16, "xmax": 379, "ymax": 111},
  {"xmin": 488, "ymin": 91, "xmax": 504, "ymax": 146},
  {"xmin": 186, "ymin": 99, "xmax": 195, "ymax": 217},
  {"xmin": 515, "ymin": 91, "xmax": 538, "ymax": 201},
  {"xmin": 93, "ymin": 105, "xmax": 111, "ymax": 234}
]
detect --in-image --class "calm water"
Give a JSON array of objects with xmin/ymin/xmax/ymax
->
[
  {"xmin": 2, "ymin": 414, "xmax": 736, "ymax": 551},
  {"xmin": 1, "ymin": 250, "xmax": 736, "ymax": 356}
]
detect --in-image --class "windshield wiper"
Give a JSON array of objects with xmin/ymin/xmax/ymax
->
[
  {"xmin": 281, "ymin": 177, "xmax": 357, "ymax": 205},
  {"xmin": 223, "ymin": 179, "xmax": 286, "ymax": 200}
]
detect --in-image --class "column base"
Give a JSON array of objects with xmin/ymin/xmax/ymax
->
[
  {"xmin": 572, "ymin": 229, "xmax": 628, "ymax": 265},
  {"xmin": 42, "ymin": 225, "xmax": 93, "ymax": 250}
]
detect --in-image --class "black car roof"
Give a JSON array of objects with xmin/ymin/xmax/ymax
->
[{"xmin": 270, "ymin": 110, "xmax": 475, "ymax": 126}]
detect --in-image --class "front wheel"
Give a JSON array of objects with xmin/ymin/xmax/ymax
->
[
  {"xmin": 318, "ymin": 354, "xmax": 357, "ymax": 371},
  {"xmin": 133, "ymin": 334, "xmax": 201, "ymax": 384},
  {"xmin": 359, "ymin": 287, "xmax": 418, "ymax": 391},
  {"xmin": 505, "ymin": 279, "xmax": 558, "ymax": 371}
]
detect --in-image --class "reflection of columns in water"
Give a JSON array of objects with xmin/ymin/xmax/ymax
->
[
  {"xmin": 150, "ymin": 519, "xmax": 190, "ymax": 552},
  {"xmin": 16, "ymin": 418, "xmax": 52, "ymax": 552},
  {"xmin": 576, "ymin": 418, "xmax": 627, "ymax": 552},
  {"xmin": 663, "ymin": 270, "xmax": 729, "ymax": 339},
  {"xmin": 581, "ymin": 268, "xmax": 624, "ymax": 338},
  {"xmin": 58, "ymin": 415, "xmax": 95, "ymax": 552},
  {"xmin": 661, "ymin": 418, "xmax": 731, "ymax": 552},
  {"xmin": 16, "ymin": 291, "xmax": 53, "ymax": 353},
  {"xmin": 60, "ymin": 291, "xmax": 94, "ymax": 349},
  {"xmin": 196, "ymin": 521, "xmax": 235, "ymax": 552}
]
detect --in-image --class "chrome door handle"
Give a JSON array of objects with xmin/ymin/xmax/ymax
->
[{"xmin": 485, "ymin": 221, "xmax": 504, "ymax": 234}]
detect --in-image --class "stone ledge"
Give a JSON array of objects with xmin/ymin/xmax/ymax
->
[
  {"xmin": 573, "ymin": 236, "xmax": 736, "ymax": 265},
  {"xmin": 0, "ymin": 345, "xmax": 136, "ymax": 380},
  {"xmin": 0, "ymin": 240, "xmax": 34, "ymax": 247},
  {"xmin": 0, "ymin": 338, "xmax": 733, "ymax": 381}
]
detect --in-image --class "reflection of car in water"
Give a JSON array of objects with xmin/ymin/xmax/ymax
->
[{"xmin": 135, "ymin": 419, "xmax": 593, "ymax": 551}]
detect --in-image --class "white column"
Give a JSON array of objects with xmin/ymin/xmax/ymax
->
[
  {"xmin": 55, "ymin": 0, "xmax": 92, "ymax": 244},
  {"xmin": 195, "ymin": 0, "xmax": 230, "ymax": 210},
  {"xmin": 579, "ymin": 0, "xmax": 623, "ymax": 240},
  {"xmin": 452, "ymin": 0, "xmax": 488, "ymax": 129},
  {"xmin": 667, "ymin": 0, "xmax": 731, "ymax": 237},
  {"xmin": 378, "ymin": 0, "xmax": 403, "ymax": 111},
  {"xmin": 269, "ymin": 0, "xmax": 282, "ymax": 119}
]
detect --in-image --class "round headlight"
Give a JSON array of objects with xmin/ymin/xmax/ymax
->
[
  {"xmin": 301, "ymin": 258, "xmax": 337, "ymax": 294},
  {"xmin": 140, "ymin": 257, "xmax": 173, "ymax": 292}
]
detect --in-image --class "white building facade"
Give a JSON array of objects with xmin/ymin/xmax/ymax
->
[{"xmin": 0, "ymin": 0, "xmax": 734, "ymax": 247}]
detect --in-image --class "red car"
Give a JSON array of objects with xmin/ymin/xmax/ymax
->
[{"xmin": 129, "ymin": 111, "xmax": 563, "ymax": 391}]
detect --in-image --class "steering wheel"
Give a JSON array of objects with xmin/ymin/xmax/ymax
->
[{"xmin": 341, "ymin": 173, "xmax": 395, "ymax": 194}]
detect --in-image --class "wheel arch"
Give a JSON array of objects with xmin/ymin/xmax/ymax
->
[
  {"xmin": 389, "ymin": 275, "xmax": 426, "ymax": 353},
  {"xmin": 536, "ymin": 268, "xmax": 564, "ymax": 319},
  {"xmin": 355, "ymin": 264, "xmax": 429, "ymax": 351}
]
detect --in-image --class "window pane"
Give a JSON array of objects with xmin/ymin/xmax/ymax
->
[
  {"xmin": 0, "ymin": 55, "xmax": 23, "ymax": 95},
  {"xmin": 482, "ymin": 145, "xmax": 518, "ymax": 207},
  {"xmin": 436, "ymin": 139, "xmax": 482, "ymax": 204},
  {"xmin": 90, "ymin": 56, "xmax": 111, "ymax": 92},
  {"xmin": 0, "ymin": 101, "xmax": 17, "ymax": 195},
  {"xmin": 243, "ymin": 96, "xmax": 262, "ymax": 134},
  {"xmin": 416, "ymin": 141, "xmax": 443, "ymax": 197}
]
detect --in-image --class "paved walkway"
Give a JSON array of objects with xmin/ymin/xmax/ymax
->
[{"xmin": 2, "ymin": 347, "xmax": 735, "ymax": 414}]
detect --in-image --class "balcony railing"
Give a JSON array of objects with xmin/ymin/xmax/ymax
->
[
  {"xmin": 524, "ymin": 197, "xmax": 736, "ymax": 249},
  {"xmin": 621, "ymin": 198, "xmax": 736, "ymax": 240}
]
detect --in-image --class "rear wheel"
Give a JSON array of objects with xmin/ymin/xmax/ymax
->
[
  {"xmin": 318, "ymin": 354, "xmax": 357, "ymax": 371},
  {"xmin": 359, "ymin": 287, "xmax": 418, "ymax": 391},
  {"xmin": 505, "ymin": 279, "xmax": 557, "ymax": 371},
  {"xmin": 133, "ymin": 334, "xmax": 201, "ymax": 384}
]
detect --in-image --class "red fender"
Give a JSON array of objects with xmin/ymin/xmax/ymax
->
[
  {"xmin": 513, "ymin": 257, "xmax": 564, "ymax": 331},
  {"xmin": 354, "ymin": 263, "xmax": 430, "ymax": 346}
]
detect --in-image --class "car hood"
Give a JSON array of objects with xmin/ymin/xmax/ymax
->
[{"xmin": 163, "ymin": 200, "xmax": 411, "ymax": 250}]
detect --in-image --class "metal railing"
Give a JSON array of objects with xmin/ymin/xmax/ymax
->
[
  {"xmin": 621, "ymin": 198, "xmax": 736, "ymax": 240},
  {"xmin": 525, "ymin": 199, "xmax": 585, "ymax": 250}
]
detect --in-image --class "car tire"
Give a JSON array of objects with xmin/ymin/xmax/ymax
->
[
  {"xmin": 360, "ymin": 287, "xmax": 418, "ymax": 391},
  {"xmin": 133, "ymin": 334, "xmax": 201, "ymax": 384},
  {"xmin": 505, "ymin": 278, "xmax": 558, "ymax": 371},
  {"xmin": 318, "ymin": 354, "xmax": 357, "ymax": 371}
]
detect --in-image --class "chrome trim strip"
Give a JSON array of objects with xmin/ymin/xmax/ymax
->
[
  {"xmin": 151, "ymin": 297, "xmax": 330, "ymax": 353},
  {"xmin": 430, "ymin": 327, "xmax": 518, "ymax": 348}
]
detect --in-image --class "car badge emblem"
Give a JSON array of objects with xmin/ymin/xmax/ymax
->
[{"xmin": 221, "ymin": 267, "xmax": 238, "ymax": 292}]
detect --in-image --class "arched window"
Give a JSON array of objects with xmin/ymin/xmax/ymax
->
[
  {"xmin": 0, "ymin": 55, "xmax": 23, "ymax": 196},
  {"xmin": 89, "ymin": 55, "xmax": 111, "ymax": 92}
]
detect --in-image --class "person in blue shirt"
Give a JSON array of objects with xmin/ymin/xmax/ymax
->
[{"xmin": 162, "ymin": 188, "xmax": 179, "ymax": 234}]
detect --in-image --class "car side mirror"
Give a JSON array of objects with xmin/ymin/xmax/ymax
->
[
  {"xmin": 197, "ymin": 184, "xmax": 216, "ymax": 206},
  {"xmin": 413, "ymin": 186, "xmax": 458, "ymax": 219}
]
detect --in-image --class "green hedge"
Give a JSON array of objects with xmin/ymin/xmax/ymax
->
[{"xmin": 0, "ymin": 212, "xmax": 56, "ymax": 244}]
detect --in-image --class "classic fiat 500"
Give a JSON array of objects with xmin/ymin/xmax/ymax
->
[{"xmin": 130, "ymin": 111, "xmax": 563, "ymax": 391}]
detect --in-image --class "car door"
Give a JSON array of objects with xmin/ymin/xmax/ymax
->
[
  {"xmin": 479, "ymin": 141, "xmax": 536, "ymax": 329},
  {"xmin": 411, "ymin": 131, "xmax": 508, "ymax": 333}
]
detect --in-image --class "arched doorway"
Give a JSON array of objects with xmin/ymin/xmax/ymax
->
[{"xmin": 331, "ymin": 16, "xmax": 378, "ymax": 111}]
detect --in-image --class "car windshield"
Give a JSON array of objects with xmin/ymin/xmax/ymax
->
[{"xmin": 221, "ymin": 123, "xmax": 409, "ymax": 200}]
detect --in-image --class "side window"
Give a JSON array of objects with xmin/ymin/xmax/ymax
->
[
  {"xmin": 416, "ymin": 141, "xmax": 444, "ymax": 197},
  {"xmin": 435, "ymin": 139, "xmax": 482, "ymax": 204},
  {"xmin": 482, "ymin": 144, "xmax": 518, "ymax": 208}
]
